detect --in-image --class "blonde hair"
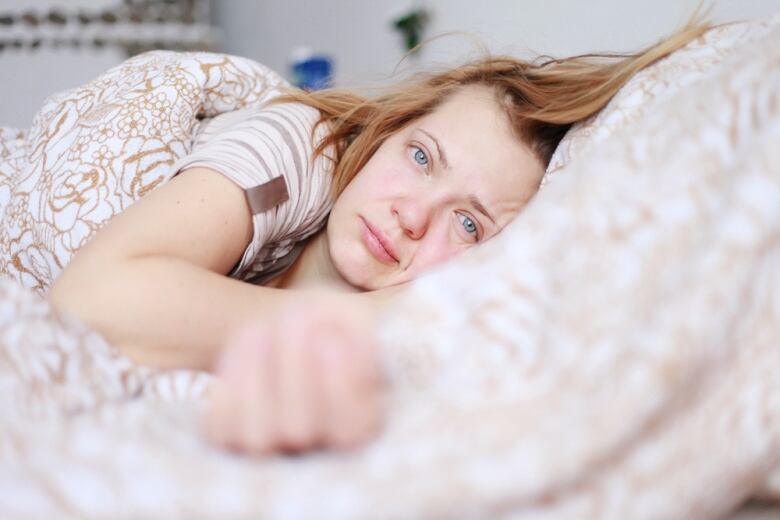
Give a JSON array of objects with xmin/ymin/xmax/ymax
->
[{"xmin": 277, "ymin": 21, "xmax": 710, "ymax": 196}]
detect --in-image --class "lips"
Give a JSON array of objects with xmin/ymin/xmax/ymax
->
[{"xmin": 361, "ymin": 217, "xmax": 399, "ymax": 264}]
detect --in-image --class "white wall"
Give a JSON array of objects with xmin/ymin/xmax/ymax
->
[
  {"xmin": 213, "ymin": 0, "xmax": 780, "ymax": 89},
  {"xmin": 2, "ymin": 0, "xmax": 779, "ymax": 128},
  {"xmin": 0, "ymin": 48, "xmax": 126, "ymax": 129},
  {"xmin": 0, "ymin": 0, "xmax": 123, "ymax": 128}
]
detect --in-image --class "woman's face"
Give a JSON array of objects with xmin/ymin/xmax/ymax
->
[{"xmin": 326, "ymin": 85, "xmax": 545, "ymax": 290}]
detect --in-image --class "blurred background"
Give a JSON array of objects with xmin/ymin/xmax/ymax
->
[{"xmin": 0, "ymin": 0, "xmax": 778, "ymax": 128}]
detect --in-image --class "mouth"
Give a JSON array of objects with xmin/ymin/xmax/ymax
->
[{"xmin": 360, "ymin": 217, "xmax": 399, "ymax": 264}]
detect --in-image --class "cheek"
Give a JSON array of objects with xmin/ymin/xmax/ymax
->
[
  {"xmin": 334, "ymin": 165, "xmax": 398, "ymax": 213},
  {"xmin": 408, "ymin": 231, "xmax": 463, "ymax": 274}
]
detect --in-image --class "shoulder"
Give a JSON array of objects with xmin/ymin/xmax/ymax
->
[
  {"xmin": 174, "ymin": 99, "xmax": 334, "ymax": 191},
  {"xmin": 197, "ymin": 100, "xmax": 328, "ymax": 148},
  {"xmin": 172, "ymin": 100, "xmax": 337, "ymax": 283}
]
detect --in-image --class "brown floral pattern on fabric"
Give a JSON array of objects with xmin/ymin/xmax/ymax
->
[{"xmin": 0, "ymin": 51, "xmax": 287, "ymax": 294}]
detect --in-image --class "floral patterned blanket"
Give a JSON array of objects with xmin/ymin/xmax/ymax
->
[
  {"xmin": 0, "ymin": 50, "xmax": 287, "ymax": 293},
  {"xmin": 1, "ymin": 17, "xmax": 779, "ymax": 520}
]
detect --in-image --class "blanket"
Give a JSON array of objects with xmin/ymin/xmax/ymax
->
[
  {"xmin": 0, "ymin": 50, "xmax": 288, "ymax": 294},
  {"xmin": 1, "ymin": 17, "xmax": 779, "ymax": 520}
]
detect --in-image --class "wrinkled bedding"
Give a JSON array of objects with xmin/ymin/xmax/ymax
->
[
  {"xmin": 1, "ymin": 17, "xmax": 780, "ymax": 520},
  {"xmin": 0, "ymin": 50, "xmax": 287, "ymax": 293}
]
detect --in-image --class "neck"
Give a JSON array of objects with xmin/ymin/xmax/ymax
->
[{"xmin": 271, "ymin": 228, "xmax": 359, "ymax": 293}]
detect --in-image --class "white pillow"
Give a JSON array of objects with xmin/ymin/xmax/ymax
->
[{"xmin": 543, "ymin": 18, "xmax": 777, "ymax": 185}]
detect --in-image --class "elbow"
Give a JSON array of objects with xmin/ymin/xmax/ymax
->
[
  {"xmin": 47, "ymin": 266, "xmax": 118, "ymax": 345},
  {"xmin": 48, "ymin": 273, "xmax": 85, "ymax": 318},
  {"xmin": 48, "ymin": 267, "xmax": 97, "ymax": 320}
]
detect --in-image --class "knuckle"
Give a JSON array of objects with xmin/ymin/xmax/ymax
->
[
  {"xmin": 326, "ymin": 419, "xmax": 368, "ymax": 450},
  {"xmin": 239, "ymin": 426, "xmax": 274, "ymax": 456},
  {"xmin": 279, "ymin": 427, "xmax": 318, "ymax": 451}
]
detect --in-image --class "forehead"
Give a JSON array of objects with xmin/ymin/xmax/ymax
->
[{"xmin": 409, "ymin": 86, "xmax": 544, "ymax": 217}]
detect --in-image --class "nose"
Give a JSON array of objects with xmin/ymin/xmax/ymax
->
[{"xmin": 393, "ymin": 197, "xmax": 432, "ymax": 240}]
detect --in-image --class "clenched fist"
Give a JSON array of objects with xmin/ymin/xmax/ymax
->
[{"xmin": 204, "ymin": 293, "xmax": 385, "ymax": 456}]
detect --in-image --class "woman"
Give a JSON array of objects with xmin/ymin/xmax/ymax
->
[{"xmin": 47, "ymin": 22, "xmax": 707, "ymax": 456}]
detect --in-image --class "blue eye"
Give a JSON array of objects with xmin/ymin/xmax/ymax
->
[
  {"xmin": 413, "ymin": 147, "xmax": 428, "ymax": 166},
  {"xmin": 457, "ymin": 212, "xmax": 479, "ymax": 239}
]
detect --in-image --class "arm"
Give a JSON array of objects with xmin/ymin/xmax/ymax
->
[
  {"xmin": 49, "ymin": 165, "xmax": 394, "ymax": 453},
  {"xmin": 48, "ymin": 167, "xmax": 316, "ymax": 370},
  {"xmin": 205, "ymin": 294, "xmax": 385, "ymax": 455}
]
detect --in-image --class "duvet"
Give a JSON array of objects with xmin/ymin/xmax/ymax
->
[{"xmin": 1, "ymin": 16, "xmax": 779, "ymax": 520}]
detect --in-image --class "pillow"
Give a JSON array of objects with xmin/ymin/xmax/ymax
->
[
  {"xmin": 377, "ymin": 17, "xmax": 780, "ymax": 518},
  {"xmin": 543, "ymin": 18, "xmax": 778, "ymax": 184}
]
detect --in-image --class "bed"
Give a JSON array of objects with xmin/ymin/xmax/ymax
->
[{"xmin": 1, "ymin": 16, "xmax": 779, "ymax": 519}]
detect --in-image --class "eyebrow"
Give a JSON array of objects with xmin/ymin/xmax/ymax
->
[
  {"xmin": 418, "ymin": 128, "xmax": 497, "ymax": 227},
  {"xmin": 418, "ymin": 129, "xmax": 449, "ymax": 170},
  {"xmin": 469, "ymin": 195, "xmax": 496, "ymax": 226}
]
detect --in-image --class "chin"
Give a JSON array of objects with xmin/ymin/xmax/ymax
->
[
  {"xmin": 330, "ymin": 249, "xmax": 378, "ymax": 291},
  {"xmin": 341, "ymin": 267, "xmax": 384, "ymax": 291},
  {"xmin": 329, "ymin": 235, "xmax": 399, "ymax": 291},
  {"xmin": 338, "ymin": 258, "xmax": 401, "ymax": 291}
]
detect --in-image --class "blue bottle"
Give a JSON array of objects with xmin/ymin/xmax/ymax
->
[{"xmin": 290, "ymin": 48, "xmax": 333, "ymax": 91}]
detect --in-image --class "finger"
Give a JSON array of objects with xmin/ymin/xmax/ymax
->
[
  {"xmin": 341, "ymin": 337, "xmax": 384, "ymax": 445},
  {"xmin": 319, "ymin": 335, "xmax": 382, "ymax": 450},
  {"xmin": 204, "ymin": 326, "xmax": 255, "ymax": 447},
  {"xmin": 276, "ymin": 321, "xmax": 320, "ymax": 452},
  {"xmin": 209, "ymin": 324, "xmax": 276, "ymax": 456},
  {"xmin": 235, "ymin": 325, "xmax": 279, "ymax": 456}
]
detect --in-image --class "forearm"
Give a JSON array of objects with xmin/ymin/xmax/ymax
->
[{"xmin": 49, "ymin": 256, "xmax": 301, "ymax": 371}]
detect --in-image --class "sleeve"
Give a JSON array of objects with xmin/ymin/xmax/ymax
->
[{"xmin": 171, "ymin": 101, "xmax": 335, "ymax": 280}]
